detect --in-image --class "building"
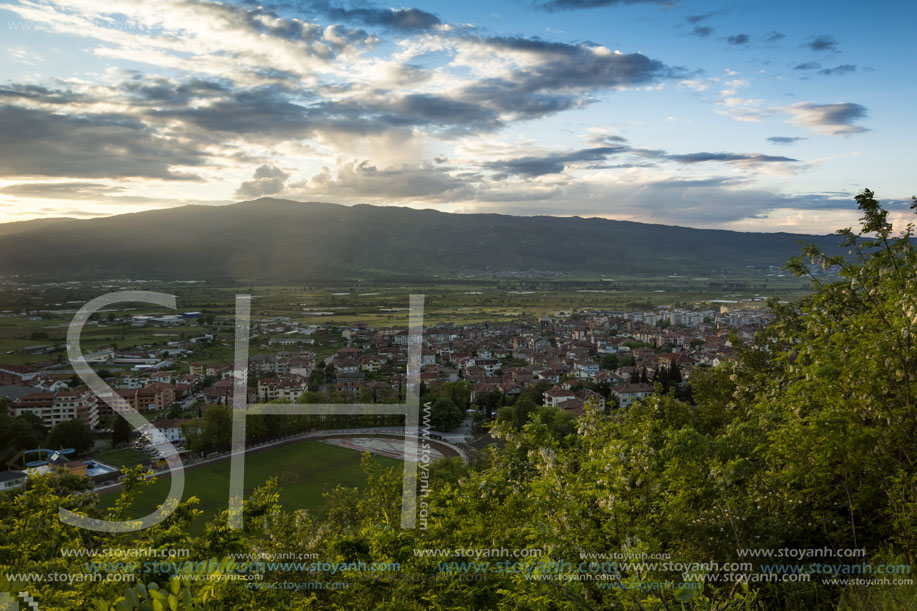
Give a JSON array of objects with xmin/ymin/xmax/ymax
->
[
  {"xmin": 0, "ymin": 471, "xmax": 27, "ymax": 491},
  {"xmin": 0, "ymin": 364, "xmax": 37, "ymax": 386},
  {"xmin": 137, "ymin": 382, "xmax": 176, "ymax": 411},
  {"xmin": 257, "ymin": 377, "xmax": 306, "ymax": 402},
  {"xmin": 543, "ymin": 386, "xmax": 576, "ymax": 408},
  {"xmin": 149, "ymin": 418, "xmax": 195, "ymax": 445},
  {"xmin": 614, "ymin": 383, "xmax": 655, "ymax": 409},
  {"xmin": 336, "ymin": 371, "xmax": 365, "ymax": 394},
  {"xmin": 10, "ymin": 391, "xmax": 98, "ymax": 429}
]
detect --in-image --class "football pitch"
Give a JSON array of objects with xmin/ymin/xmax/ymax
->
[{"xmin": 97, "ymin": 440, "xmax": 401, "ymax": 531}]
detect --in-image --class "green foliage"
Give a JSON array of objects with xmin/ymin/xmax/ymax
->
[
  {"xmin": 111, "ymin": 416, "xmax": 133, "ymax": 446},
  {"xmin": 47, "ymin": 418, "xmax": 94, "ymax": 454},
  {"xmin": 0, "ymin": 411, "xmax": 46, "ymax": 461},
  {"xmin": 183, "ymin": 405, "xmax": 232, "ymax": 454},
  {"xmin": 428, "ymin": 398, "xmax": 464, "ymax": 432},
  {"xmin": 599, "ymin": 353, "xmax": 619, "ymax": 370}
]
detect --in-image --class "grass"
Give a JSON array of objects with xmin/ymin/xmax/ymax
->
[
  {"xmin": 93, "ymin": 447, "xmax": 148, "ymax": 469},
  {"xmin": 96, "ymin": 440, "xmax": 399, "ymax": 532}
]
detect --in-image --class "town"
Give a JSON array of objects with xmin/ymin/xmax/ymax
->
[{"xmin": 0, "ymin": 300, "xmax": 771, "ymax": 492}]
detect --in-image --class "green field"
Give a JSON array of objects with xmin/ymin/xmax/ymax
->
[
  {"xmin": 96, "ymin": 441, "xmax": 399, "ymax": 531},
  {"xmin": 93, "ymin": 447, "xmax": 148, "ymax": 469}
]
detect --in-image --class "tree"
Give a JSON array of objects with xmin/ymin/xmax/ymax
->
[
  {"xmin": 307, "ymin": 367, "xmax": 324, "ymax": 392},
  {"xmin": 599, "ymin": 353, "xmax": 618, "ymax": 370},
  {"xmin": 48, "ymin": 418, "xmax": 94, "ymax": 454},
  {"xmin": 0, "ymin": 415, "xmax": 46, "ymax": 459},
  {"xmin": 16, "ymin": 411, "xmax": 47, "ymax": 439},
  {"xmin": 429, "ymin": 398, "xmax": 463, "ymax": 431},
  {"xmin": 184, "ymin": 404, "xmax": 232, "ymax": 454},
  {"xmin": 111, "ymin": 415, "xmax": 132, "ymax": 446},
  {"xmin": 510, "ymin": 397, "xmax": 538, "ymax": 429}
]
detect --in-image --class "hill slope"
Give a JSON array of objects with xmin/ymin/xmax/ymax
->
[{"xmin": 0, "ymin": 199, "xmax": 841, "ymax": 281}]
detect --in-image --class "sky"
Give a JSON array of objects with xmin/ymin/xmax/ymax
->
[{"xmin": 0, "ymin": 0, "xmax": 914, "ymax": 233}]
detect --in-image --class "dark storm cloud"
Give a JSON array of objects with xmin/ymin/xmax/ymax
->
[
  {"xmin": 727, "ymin": 34, "xmax": 750, "ymax": 45},
  {"xmin": 767, "ymin": 136, "xmax": 806, "ymax": 145},
  {"xmin": 818, "ymin": 64, "xmax": 857, "ymax": 76},
  {"xmin": 534, "ymin": 0, "xmax": 671, "ymax": 11},
  {"xmin": 807, "ymin": 35, "xmax": 838, "ymax": 52},
  {"xmin": 0, "ymin": 105, "xmax": 205, "ymax": 180}
]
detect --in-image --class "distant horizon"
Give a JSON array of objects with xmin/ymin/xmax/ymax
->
[{"xmin": 0, "ymin": 195, "xmax": 870, "ymax": 237}]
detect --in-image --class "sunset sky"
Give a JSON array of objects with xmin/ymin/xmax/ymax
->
[{"xmin": 1, "ymin": 0, "xmax": 914, "ymax": 232}]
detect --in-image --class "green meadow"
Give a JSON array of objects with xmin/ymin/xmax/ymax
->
[{"xmin": 96, "ymin": 441, "xmax": 400, "ymax": 532}]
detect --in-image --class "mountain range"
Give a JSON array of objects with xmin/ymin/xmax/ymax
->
[{"xmin": 0, "ymin": 199, "xmax": 844, "ymax": 282}]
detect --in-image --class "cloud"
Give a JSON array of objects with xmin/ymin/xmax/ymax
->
[
  {"xmin": 691, "ymin": 26, "xmax": 713, "ymax": 38},
  {"xmin": 794, "ymin": 62, "xmax": 821, "ymax": 70},
  {"xmin": 767, "ymin": 136, "xmax": 806, "ymax": 145},
  {"xmin": 484, "ymin": 146, "xmax": 628, "ymax": 178},
  {"xmin": 235, "ymin": 165, "xmax": 291, "ymax": 199},
  {"xmin": 763, "ymin": 31, "xmax": 785, "ymax": 43},
  {"xmin": 807, "ymin": 35, "xmax": 839, "ymax": 52},
  {"xmin": 714, "ymin": 97, "xmax": 771, "ymax": 122},
  {"xmin": 463, "ymin": 177, "xmax": 857, "ymax": 227},
  {"xmin": 666, "ymin": 152, "xmax": 796, "ymax": 164},
  {"xmin": 534, "ymin": 0, "xmax": 671, "ymax": 11},
  {"xmin": 296, "ymin": 160, "xmax": 474, "ymax": 201},
  {"xmin": 818, "ymin": 64, "xmax": 857, "ymax": 76},
  {"xmin": 0, "ymin": 182, "xmax": 125, "ymax": 199},
  {"xmin": 0, "ymin": 84, "xmax": 83, "ymax": 105},
  {"xmin": 727, "ymin": 34, "xmax": 750, "ymax": 45},
  {"xmin": 131, "ymin": 33, "xmax": 677, "ymax": 144},
  {"xmin": 310, "ymin": 1, "xmax": 442, "ymax": 32},
  {"xmin": 781, "ymin": 102, "xmax": 869, "ymax": 136},
  {"xmin": 2, "ymin": 0, "xmax": 377, "ymax": 84},
  {"xmin": 686, "ymin": 12, "xmax": 719, "ymax": 24},
  {"xmin": 481, "ymin": 143, "xmax": 797, "ymax": 178},
  {"xmin": 0, "ymin": 105, "xmax": 205, "ymax": 180},
  {"xmin": 471, "ymin": 36, "xmax": 678, "ymax": 92}
]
